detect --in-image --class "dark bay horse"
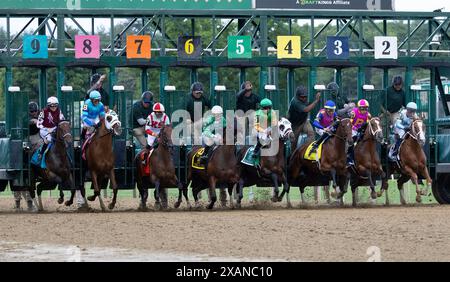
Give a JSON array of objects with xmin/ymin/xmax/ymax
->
[
  {"xmin": 82, "ymin": 112, "xmax": 122, "ymax": 211},
  {"xmin": 378, "ymin": 118, "xmax": 432, "ymax": 205},
  {"xmin": 187, "ymin": 127, "xmax": 240, "ymax": 210},
  {"xmin": 135, "ymin": 125, "xmax": 190, "ymax": 210},
  {"xmin": 281, "ymin": 118, "xmax": 353, "ymax": 206},
  {"xmin": 30, "ymin": 120, "xmax": 79, "ymax": 211},
  {"xmin": 236, "ymin": 118, "xmax": 295, "ymax": 207},
  {"xmin": 347, "ymin": 118, "xmax": 387, "ymax": 206}
]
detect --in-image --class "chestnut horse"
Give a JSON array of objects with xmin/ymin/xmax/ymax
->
[
  {"xmin": 30, "ymin": 120, "xmax": 80, "ymax": 211},
  {"xmin": 134, "ymin": 125, "xmax": 190, "ymax": 210},
  {"xmin": 378, "ymin": 118, "xmax": 432, "ymax": 205},
  {"xmin": 281, "ymin": 118, "xmax": 353, "ymax": 206},
  {"xmin": 347, "ymin": 118, "xmax": 387, "ymax": 206}
]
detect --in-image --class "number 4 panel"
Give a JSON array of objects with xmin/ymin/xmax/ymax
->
[
  {"xmin": 374, "ymin": 36, "xmax": 398, "ymax": 59},
  {"xmin": 75, "ymin": 35, "xmax": 100, "ymax": 59},
  {"xmin": 277, "ymin": 36, "xmax": 301, "ymax": 59}
]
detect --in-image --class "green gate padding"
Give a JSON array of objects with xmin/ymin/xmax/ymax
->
[
  {"xmin": 438, "ymin": 135, "xmax": 450, "ymax": 163},
  {"xmin": 0, "ymin": 139, "xmax": 10, "ymax": 169}
]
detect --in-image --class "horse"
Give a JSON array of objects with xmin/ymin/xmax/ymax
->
[
  {"xmin": 236, "ymin": 118, "xmax": 295, "ymax": 207},
  {"xmin": 378, "ymin": 118, "xmax": 432, "ymax": 205},
  {"xmin": 186, "ymin": 123, "xmax": 240, "ymax": 210},
  {"xmin": 347, "ymin": 118, "xmax": 387, "ymax": 206},
  {"xmin": 30, "ymin": 120, "xmax": 79, "ymax": 211},
  {"xmin": 134, "ymin": 125, "xmax": 190, "ymax": 210},
  {"xmin": 75, "ymin": 112, "xmax": 122, "ymax": 211},
  {"xmin": 281, "ymin": 118, "xmax": 353, "ymax": 206}
]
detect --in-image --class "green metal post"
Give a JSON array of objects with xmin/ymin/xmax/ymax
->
[
  {"xmin": 141, "ymin": 68, "xmax": 148, "ymax": 93},
  {"xmin": 109, "ymin": 66, "xmax": 116, "ymax": 107},
  {"xmin": 239, "ymin": 68, "xmax": 246, "ymax": 87},
  {"xmin": 358, "ymin": 66, "xmax": 365, "ymax": 99},
  {"xmin": 39, "ymin": 67, "xmax": 47, "ymax": 107},
  {"xmin": 309, "ymin": 66, "xmax": 317, "ymax": 101},
  {"xmin": 259, "ymin": 16, "xmax": 268, "ymax": 97},
  {"xmin": 56, "ymin": 67, "xmax": 65, "ymax": 104},
  {"xmin": 210, "ymin": 66, "xmax": 218, "ymax": 104},
  {"xmin": 5, "ymin": 66, "xmax": 13, "ymax": 135},
  {"xmin": 405, "ymin": 65, "xmax": 413, "ymax": 102},
  {"xmin": 160, "ymin": 66, "xmax": 169, "ymax": 104},
  {"xmin": 287, "ymin": 68, "xmax": 295, "ymax": 103},
  {"xmin": 190, "ymin": 68, "xmax": 198, "ymax": 85},
  {"xmin": 335, "ymin": 68, "xmax": 342, "ymax": 89},
  {"xmin": 383, "ymin": 68, "xmax": 389, "ymax": 90}
]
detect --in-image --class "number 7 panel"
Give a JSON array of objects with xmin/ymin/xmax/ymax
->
[{"xmin": 126, "ymin": 35, "xmax": 151, "ymax": 59}]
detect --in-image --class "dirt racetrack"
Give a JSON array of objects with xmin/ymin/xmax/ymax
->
[{"xmin": 0, "ymin": 197, "xmax": 449, "ymax": 262}]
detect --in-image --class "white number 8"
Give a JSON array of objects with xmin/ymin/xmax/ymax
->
[{"xmin": 334, "ymin": 40, "xmax": 343, "ymax": 56}]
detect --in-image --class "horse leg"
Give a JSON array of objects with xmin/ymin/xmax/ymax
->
[
  {"xmin": 324, "ymin": 186, "xmax": 331, "ymax": 204},
  {"xmin": 182, "ymin": 182, "xmax": 191, "ymax": 209},
  {"xmin": 154, "ymin": 180, "xmax": 162, "ymax": 210},
  {"xmin": 403, "ymin": 167, "xmax": 421, "ymax": 203},
  {"xmin": 207, "ymin": 177, "xmax": 217, "ymax": 210},
  {"xmin": 420, "ymin": 166, "xmax": 433, "ymax": 197},
  {"xmin": 228, "ymin": 184, "xmax": 235, "ymax": 209},
  {"xmin": 368, "ymin": 172, "xmax": 377, "ymax": 204},
  {"xmin": 174, "ymin": 182, "xmax": 183, "ymax": 209},
  {"xmin": 299, "ymin": 186, "xmax": 306, "ymax": 205},
  {"xmin": 220, "ymin": 188, "xmax": 227, "ymax": 208},
  {"xmin": 108, "ymin": 169, "xmax": 118, "ymax": 210},
  {"xmin": 397, "ymin": 174, "xmax": 410, "ymax": 205},
  {"xmin": 237, "ymin": 179, "xmax": 244, "ymax": 208},
  {"xmin": 351, "ymin": 178, "xmax": 358, "ymax": 207},
  {"xmin": 58, "ymin": 187, "xmax": 64, "ymax": 205},
  {"xmin": 282, "ymin": 176, "xmax": 291, "ymax": 208},
  {"xmin": 270, "ymin": 173, "xmax": 279, "ymax": 203},
  {"xmin": 92, "ymin": 172, "xmax": 106, "ymax": 211},
  {"xmin": 36, "ymin": 182, "xmax": 44, "ymax": 212}
]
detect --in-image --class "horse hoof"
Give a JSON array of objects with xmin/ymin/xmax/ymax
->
[
  {"xmin": 220, "ymin": 201, "xmax": 227, "ymax": 208},
  {"xmin": 57, "ymin": 198, "xmax": 64, "ymax": 205},
  {"xmin": 64, "ymin": 200, "xmax": 73, "ymax": 207},
  {"xmin": 377, "ymin": 192, "xmax": 383, "ymax": 198},
  {"xmin": 207, "ymin": 203, "xmax": 214, "ymax": 210},
  {"xmin": 87, "ymin": 195, "xmax": 96, "ymax": 202},
  {"xmin": 108, "ymin": 203, "xmax": 115, "ymax": 210},
  {"xmin": 371, "ymin": 192, "xmax": 377, "ymax": 200},
  {"xmin": 416, "ymin": 196, "xmax": 422, "ymax": 203},
  {"xmin": 174, "ymin": 201, "xmax": 181, "ymax": 209},
  {"xmin": 270, "ymin": 197, "xmax": 278, "ymax": 203},
  {"xmin": 286, "ymin": 203, "xmax": 293, "ymax": 209},
  {"xmin": 77, "ymin": 204, "xmax": 92, "ymax": 212}
]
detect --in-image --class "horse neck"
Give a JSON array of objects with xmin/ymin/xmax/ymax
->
[{"xmin": 95, "ymin": 123, "xmax": 113, "ymax": 146}]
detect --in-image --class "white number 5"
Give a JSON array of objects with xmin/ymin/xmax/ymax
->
[{"xmin": 236, "ymin": 39, "xmax": 244, "ymax": 55}]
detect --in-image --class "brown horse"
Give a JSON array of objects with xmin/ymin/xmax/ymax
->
[
  {"xmin": 135, "ymin": 125, "xmax": 190, "ymax": 210},
  {"xmin": 347, "ymin": 118, "xmax": 387, "ymax": 206},
  {"xmin": 281, "ymin": 118, "xmax": 353, "ymax": 206},
  {"xmin": 30, "ymin": 120, "xmax": 79, "ymax": 211},
  {"xmin": 378, "ymin": 118, "xmax": 432, "ymax": 205},
  {"xmin": 82, "ymin": 112, "xmax": 122, "ymax": 211},
  {"xmin": 187, "ymin": 127, "xmax": 240, "ymax": 210},
  {"xmin": 236, "ymin": 118, "xmax": 295, "ymax": 207}
]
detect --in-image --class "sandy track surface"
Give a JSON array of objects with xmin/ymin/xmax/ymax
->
[{"xmin": 0, "ymin": 198, "xmax": 449, "ymax": 261}]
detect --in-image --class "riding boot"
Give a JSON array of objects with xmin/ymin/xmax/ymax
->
[
  {"xmin": 80, "ymin": 128, "xmax": 87, "ymax": 143},
  {"xmin": 309, "ymin": 133, "xmax": 327, "ymax": 156},
  {"xmin": 38, "ymin": 143, "xmax": 48, "ymax": 160},
  {"xmin": 347, "ymin": 145, "xmax": 355, "ymax": 166},
  {"xmin": 252, "ymin": 142, "xmax": 262, "ymax": 159},
  {"xmin": 392, "ymin": 138, "xmax": 402, "ymax": 159},
  {"xmin": 200, "ymin": 146, "xmax": 211, "ymax": 164}
]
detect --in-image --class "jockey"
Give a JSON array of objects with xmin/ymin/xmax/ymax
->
[
  {"xmin": 309, "ymin": 100, "xmax": 337, "ymax": 155},
  {"xmin": 347, "ymin": 99, "xmax": 372, "ymax": 166},
  {"xmin": 390, "ymin": 102, "xmax": 419, "ymax": 160},
  {"xmin": 81, "ymin": 90, "xmax": 105, "ymax": 141},
  {"xmin": 200, "ymin": 105, "xmax": 226, "ymax": 163},
  {"xmin": 253, "ymin": 98, "xmax": 278, "ymax": 158},
  {"xmin": 145, "ymin": 102, "xmax": 170, "ymax": 150},
  {"xmin": 36, "ymin": 96, "xmax": 65, "ymax": 159}
]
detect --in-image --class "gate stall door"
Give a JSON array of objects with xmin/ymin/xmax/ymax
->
[
  {"xmin": 263, "ymin": 88, "xmax": 289, "ymax": 118},
  {"xmin": 111, "ymin": 89, "xmax": 135, "ymax": 189}
]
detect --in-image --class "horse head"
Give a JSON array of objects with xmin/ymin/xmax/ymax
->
[
  {"xmin": 159, "ymin": 125, "xmax": 174, "ymax": 150},
  {"xmin": 336, "ymin": 118, "xmax": 354, "ymax": 147},
  {"xmin": 411, "ymin": 118, "xmax": 426, "ymax": 146},
  {"xmin": 278, "ymin": 117, "xmax": 295, "ymax": 143},
  {"xmin": 367, "ymin": 117, "xmax": 384, "ymax": 144},
  {"xmin": 105, "ymin": 110, "xmax": 122, "ymax": 136},
  {"xmin": 57, "ymin": 120, "xmax": 72, "ymax": 148}
]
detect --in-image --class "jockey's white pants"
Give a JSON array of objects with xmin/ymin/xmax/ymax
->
[
  {"xmin": 39, "ymin": 128, "xmax": 55, "ymax": 144},
  {"xmin": 202, "ymin": 134, "xmax": 222, "ymax": 147},
  {"xmin": 257, "ymin": 132, "xmax": 272, "ymax": 146},
  {"xmin": 315, "ymin": 128, "xmax": 325, "ymax": 137},
  {"xmin": 352, "ymin": 129, "xmax": 358, "ymax": 138},
  {"xmin": 146, "ymin": 128, "xmax": 160, "ymax": 147},
  {"xmin": 394, "ymin": 128, "xmax": 406, "ymax": 139}
]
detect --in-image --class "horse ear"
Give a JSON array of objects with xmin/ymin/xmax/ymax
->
[{"xmin": 113, "ymin": 105, "xmax": 117, "ymax": 113}]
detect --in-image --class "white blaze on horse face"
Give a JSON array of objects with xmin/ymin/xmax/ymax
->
[
  {"xmin": 278, "ymin": 117, "xmax": 293, "ymax": 138},
  {"xmin": 105, "ymin": 112, "xmax": 122, "ymax": 135},
  {"xmin": 416, "ymin": 120, "xmax": 426, "ymax": 145}
]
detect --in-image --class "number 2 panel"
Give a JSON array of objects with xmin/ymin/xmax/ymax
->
[{"xmin": 374, "ymin": 36, "xmax": 398, "ymax": 59}]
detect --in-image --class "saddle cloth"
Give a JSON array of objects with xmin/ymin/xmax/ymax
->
[
  {"xmin": 241, "ymin": 146, "xmax": 260, "ymax": 167},
  {"xmin": 140, "ymin": 149, "xmax": 154, "ymax": 176},
  {"xmin": 303, "ymin": 141, "xmax": 323, "ymax": 162},
  {"xmin": 31, "ymin": 143, "xmax": 53, "ymax": 169},
  {"xmin": 192, "ymin": 148, "xmax": 206, "ymax": 170},
  {"xmin": 81, "ymin": 133, "xmax": 96, "ymax": 160}
]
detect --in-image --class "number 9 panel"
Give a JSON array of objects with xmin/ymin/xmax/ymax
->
[{"xmin": 23, "ymin": 35, "xmax": 48, "ymax": 59}]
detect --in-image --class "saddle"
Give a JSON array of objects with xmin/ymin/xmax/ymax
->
[
  {"xmin": 192, "ymin": 148, "xmax": 206, "ymax": 170},
  {"xmin": 31, "ymin": 143, "xmax": 53, "ymax": 169},
  {"xmin": 140, "ymin": 149, "xmax": 154, "ymax": 176},
  {"xmin": 303, "ymin": 141, "xmax": 324, "ymax": 162}
]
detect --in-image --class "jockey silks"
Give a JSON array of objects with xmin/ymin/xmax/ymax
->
[
  {"xmin": 350, "ymin": 108, "xmax": 372, "ymax": 131},
  {"xmin": 82, "ymin": 99, "xmax": 105, "ymax": 127},
  {"xmin": 37, "ymin": 107, "xmax": 65, "ymax": 129}
]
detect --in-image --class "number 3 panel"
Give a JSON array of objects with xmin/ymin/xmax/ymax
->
[
  {"xmin": 126, "ymin": 35, "xmax": 151, "ymax": 59},
  {"xmin": 327, "ymin": 36, "xmax": 349, "ymax": 59},
  {"xmin": 75, "ymin": 35, "xmax": 100, "ymax": 59},
  {"xmin": 374, "ymin": 36, "xmax": 398, "ymax": 59},
  {"xmin": 23, "ymin": 35, "xmax": 48, "ymax": 59}
]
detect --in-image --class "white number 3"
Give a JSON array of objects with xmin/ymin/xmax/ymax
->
[{"xmin": 334, "ymin": 40, "xmax": 343, "ymax": 56}]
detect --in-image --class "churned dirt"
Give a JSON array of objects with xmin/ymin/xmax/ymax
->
[{"xmin": 0, "ymin": 197, "xmax": 449, "ymax": 261}]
